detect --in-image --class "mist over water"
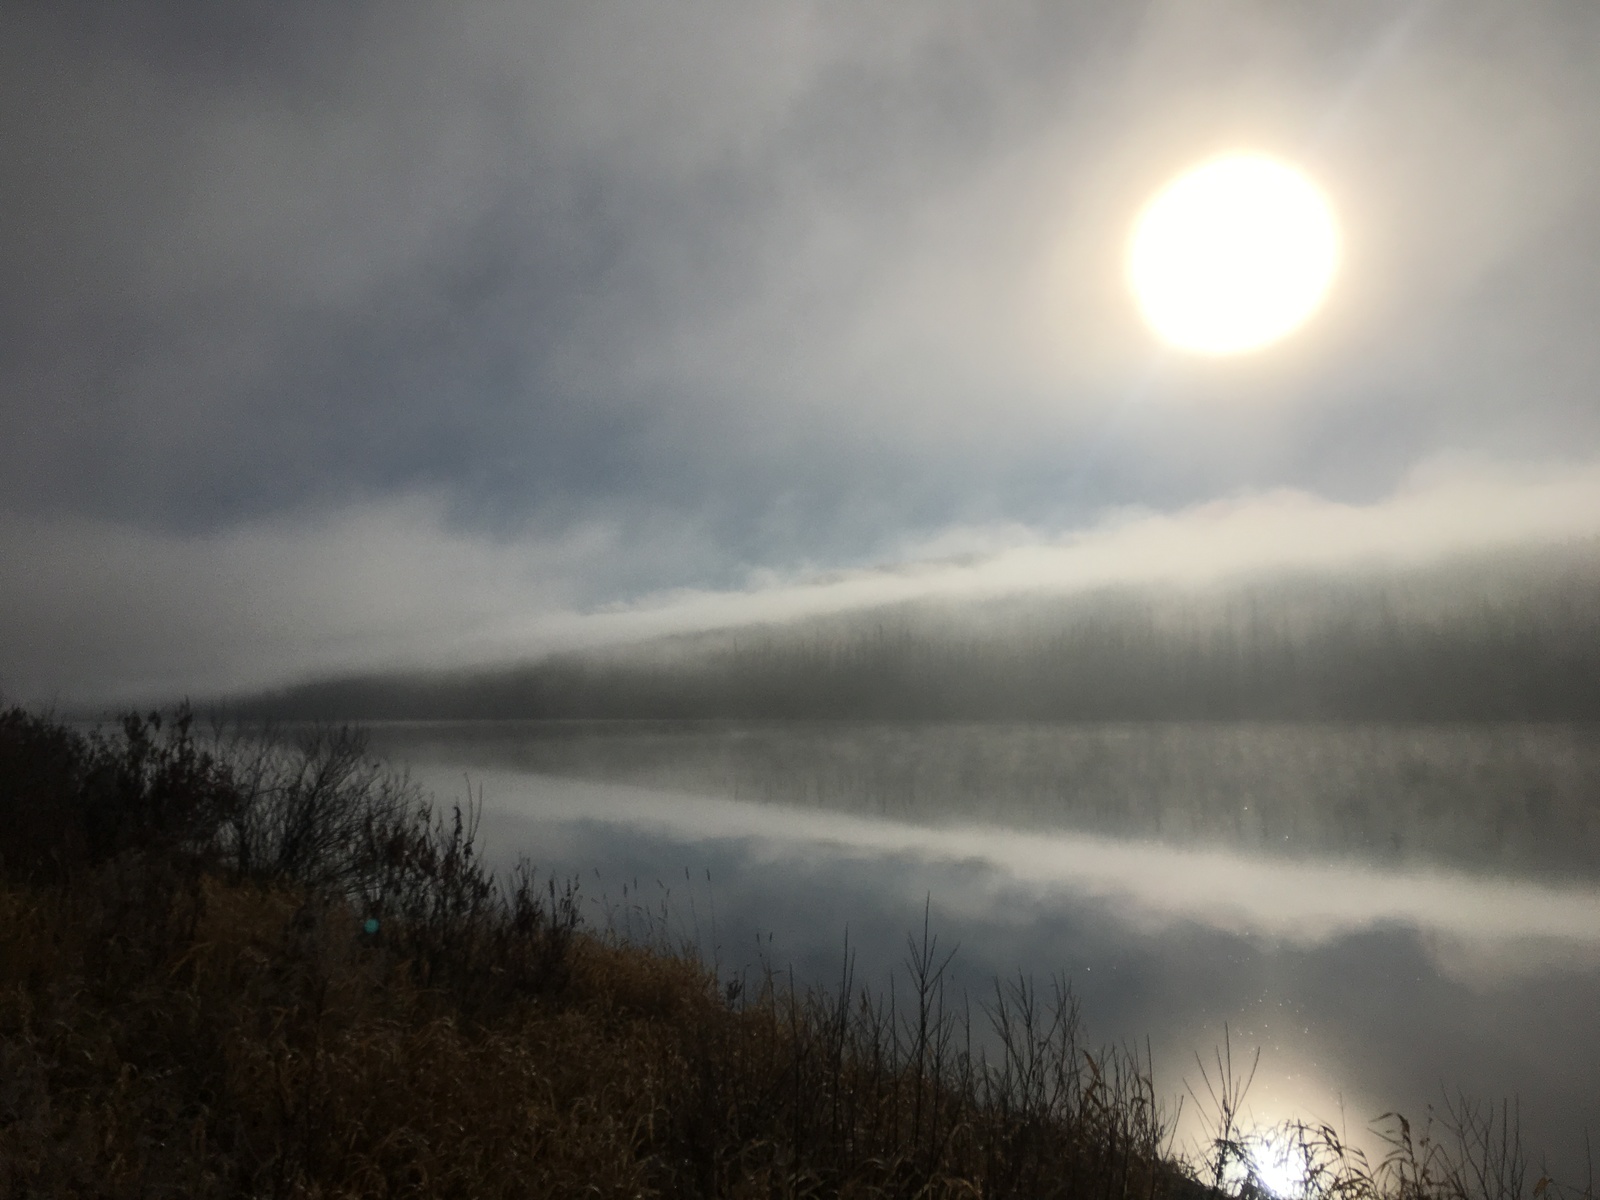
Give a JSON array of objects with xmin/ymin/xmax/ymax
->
[
  {"xmin": 368, "ymin": 718, "xmax": 1600, "ymax": 1178},
  {"xmin": 244, "ymin": 541, "xmax": 1600, "ymax": 724},
  {"xmin": 375, "ymin": 719, "xmax": 1600, "ymax": 881},
  {"xmin": 255, "ymin": 550, "xmax": 1600, "ymax": 1171}
]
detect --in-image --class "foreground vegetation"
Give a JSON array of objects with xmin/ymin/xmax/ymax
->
[{"xmin": 0, "ymin": 706, "xmax": 1584, "ymax": 1198}]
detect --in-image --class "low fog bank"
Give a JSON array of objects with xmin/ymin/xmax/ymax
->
[
  {"xmin": 15, "ymin": 455, "xmax": 1600, "ymax": 707},
  {"xmin": 235, "ymin": 540, "xmax": 1600, "ymax": 721}
]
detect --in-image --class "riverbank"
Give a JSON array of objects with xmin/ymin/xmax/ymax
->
[{"xmin": 0, "ymin": 705, "xmax": 1572, "ymax": 1198}]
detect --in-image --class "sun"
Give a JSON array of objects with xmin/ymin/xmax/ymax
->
[{"xmin": 1128, "ymin": 153, "xmax": 1339, "ymax": 356}]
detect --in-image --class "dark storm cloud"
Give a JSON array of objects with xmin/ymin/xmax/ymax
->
[{"xmin": 7, "ymin": 0, "xmax": 1600, "ymax": 699}]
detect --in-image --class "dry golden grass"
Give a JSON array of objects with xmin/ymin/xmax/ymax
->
[
  {"xmin": 0, "ymin": 845, "xmax": 1183, "ymax": 1198},
  {"xmin": 0, "ymin": 871, "xmax": 705, "ymax": 1196}
]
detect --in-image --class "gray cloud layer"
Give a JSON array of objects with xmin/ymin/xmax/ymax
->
[{"xmin": 6, "ymin": 1, "xmax": 1600, "ymax": 699}]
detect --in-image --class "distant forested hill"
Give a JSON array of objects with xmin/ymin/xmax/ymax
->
[{"xmin": 231, "ymin": 542, "xmax": 1600, "ymax": 722}]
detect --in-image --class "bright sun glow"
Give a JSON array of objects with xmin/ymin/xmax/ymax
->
[
  {"xmin": 1250, "ymin": 1137, "xmax": 1309, "ymax": 1200},
  {"xmin": 1128, "ymin": 153, "xmax": 1339, "ymax": 356}
]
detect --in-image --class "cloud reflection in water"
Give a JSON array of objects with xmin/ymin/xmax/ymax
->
[{"xmin": 393, "ymin": 761, "xmax": 1600, "ymax": 1178}]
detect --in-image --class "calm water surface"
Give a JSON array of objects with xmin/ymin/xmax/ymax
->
[{"xmin": 366, "ymin": 720, "xmax": 1600, "ymax": 1176}]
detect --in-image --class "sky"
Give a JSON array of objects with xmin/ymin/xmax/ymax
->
[{"xmin": 7, "ymin": 0, "xmax": 1600, "ymax": 703}]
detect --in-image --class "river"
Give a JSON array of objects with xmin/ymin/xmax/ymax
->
[{"xmin": 366, "ymin": 719, "xmax": 1600, "ymax": 1181}]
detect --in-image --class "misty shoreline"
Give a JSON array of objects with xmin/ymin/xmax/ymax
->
[{"xmin": 223, "ymin": 543, "xmax": 1600, "ymax": 724}]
